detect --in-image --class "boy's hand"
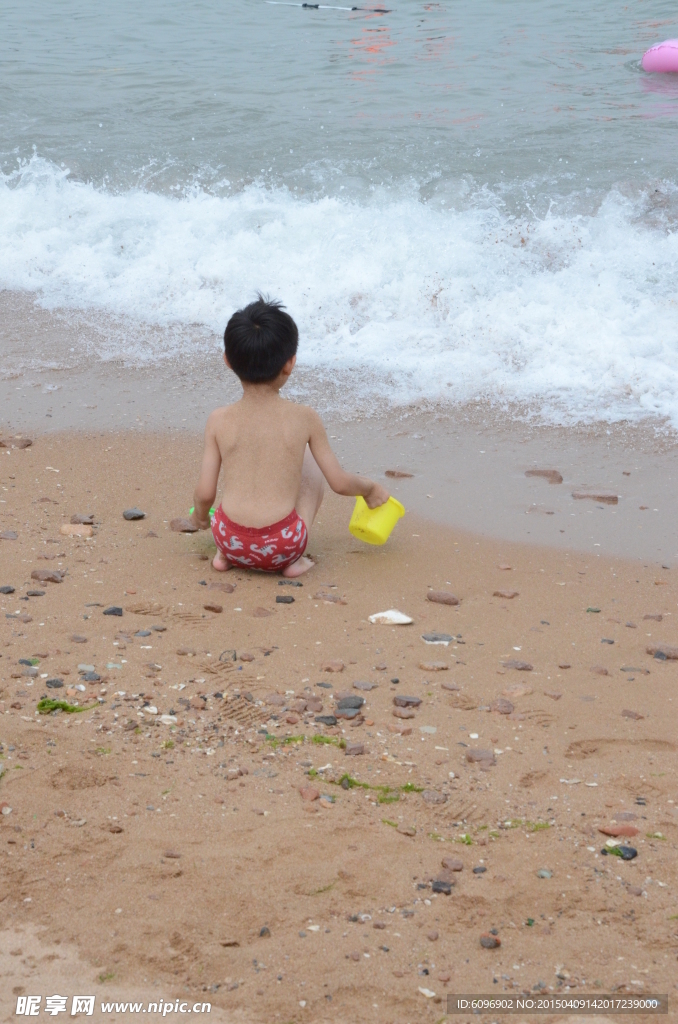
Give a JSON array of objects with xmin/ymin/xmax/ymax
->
[
  {"xmin": 364, "ymin": 482, "xmax": 390, "ymax": 509},
  {"xmin": 191, "ymin": 510, "xmax": 211, "ymax": 531}
]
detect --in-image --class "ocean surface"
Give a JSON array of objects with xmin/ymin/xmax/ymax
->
[{"xmin": 1, "ymin": 0, "xmax": 678, "ymax": 426}]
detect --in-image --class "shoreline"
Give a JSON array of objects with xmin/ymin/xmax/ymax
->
[{"xmin": 3, "ymin": 406, "xmax": 677, "ymax": 565}]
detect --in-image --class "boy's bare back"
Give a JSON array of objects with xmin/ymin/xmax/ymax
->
[{"xmin": 205, "ymin": 393, "xmax": 321, "ymax": 528}]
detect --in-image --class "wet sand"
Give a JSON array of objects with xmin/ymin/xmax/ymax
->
[
  {"xmin": 3, "ymin": 287, "xmax": 678, "ymax": 566},
  {"xmin": 0, "ymin": 430, "xmax": 676, "ymax": 1023}
]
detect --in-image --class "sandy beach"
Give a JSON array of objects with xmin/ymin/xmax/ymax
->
[{"xmin": 0, "ymin": 428, "xmax": 676, "ymax": 1023}]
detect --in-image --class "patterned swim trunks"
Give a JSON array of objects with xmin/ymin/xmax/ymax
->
[{"xmin": 211, "ymin": 507, "xmax": 308, "ymax": 572}]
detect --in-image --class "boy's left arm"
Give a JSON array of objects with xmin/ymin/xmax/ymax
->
[{"xmin": 191, "ymin": 414, "xmax": 222, "ymax": 529}]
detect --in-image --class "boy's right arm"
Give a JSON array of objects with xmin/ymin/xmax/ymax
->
[
  {"xmin": 190, "ymin": 413, "xmax": 223, "ymax": 529},
  {"xmin": 307, "ymin": 410, "xmax": 389, "ymax": 508}
]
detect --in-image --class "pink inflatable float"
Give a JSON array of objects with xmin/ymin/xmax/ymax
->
[{"xmin": 642, "ymin": 39, "xmax": 678, "ymax": 73}]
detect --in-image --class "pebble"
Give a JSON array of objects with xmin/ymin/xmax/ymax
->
[
  {"xmin": 591, "ymin": 666, "xmax": 610, "ymax": 676},
  {"xmin": 479, "ymin": 934, "xmax": 500, "ymax": 949},
  {"xmin": 525, "ymin": 469, "xmax": 563, "ymax": 484},
  {"xmin": 299, "ymin": 786, "xmax": 320, "ymax": 802},
  {"xmin": 190, "ymin": 696, "xmax": 206, "ymax": 710},
  {"xmin": 135, "ymin": 630, "xmax": 152, "ymax": 637},
  {"xmin": 426, "ymin": 591, "xmax": 460, "ymax": 606},
  {"xmin": 621, "ymin": 709, "xmax": 644, "ymax": 720},
  {"xmin": 572, "ymin": 491, "xmax": 618, "ymax": 504},
  {"xmin": 204, "ymin": 603, "xmax": 223, "ymax": 614},
  {"xmin": 314, "ymin": 591, "xmax": 347, "ymax": 604},
  {"xmin": 279, "ymin": 579, "xmax": 302, "ymax": 586},
  {"xmin": 441, "ymin": 681, "xmax": 460, "ymax": 692},
  {"xmin": 473, "ymin": 866, "xmax": 487, "ymax": 874},
  {"xmin": 502, "ymin": 683, "xmax": 532, "ymax": 698},
  {"xmin": 627, "ymin": 886, "xmax": 643, "ymax": 897},
  {"xmin": 70, "ymin": 513, "xmax": 94, "ymax": 525},
  {"xmin": 252, "ymin": 607, "xmax": 274, "ymax": 618},
  {"xmin": 0, "ymin": 586, "xmax": 15, "ymax": 594},
  {"xmin": 60, "ymin": 524, "xmax": 93, "ymax": 537},
  {"xmin": 490, "ymin": 697, "xmax": 514, "ymax": 714},
  {"xmin": 544, "ymin": 691, "xmax": 562, "ymax": 700},
  {"xmin": 494, "ymin": 590, "xmax": 519, "ymax": 599},
  {"xmin": 26, "ymin": 590, "xmax": 45, "ymax": 598},
  {"xmin": 353, "ymin": 681, "xmax": 377, "ymax": 691},
  {"xmin": 419, "ymin": 661, "xmax": 448, "ymax": 671},
  {"xmin": 385, "ymin": 469, "xmax": 413, "ymax": 478},
  {"xmin": 431, "ymin": 879, "xmax": 452, "ymax": 895},
  {"xmin": 422, "ymin": 790, "xmax": 447, "ymax": 805},
  {"xmin": 466, "ymin": 748, "xmax": 496, "ymax": 764},
  {"xmin": 71, "ymin": 635, "xmax": 88, "ymax": 644},
  {"xmin": 427, "ymin": 931, "xmax": 439, "ymax": 942},
  {"xmin": 209, "ymin": 581, "xmax": 235, "ymax": 594},
  {"xmin": 421, "ymin": 632, "xmax": 453, "ymax": 645},
  {"xmin": 537, "ymin": 869, "xmax": 552, "ymax": 879},
  {"xmin": 0, "ymin": 531, "xmax": 18, "ymax": 540},
  {"xmin": 388, "ymin": 723, "xmax": 412, "ymax": 735},
  {"xmin": 441, "ymin": 857, "xmax": 463, "ymax": 872},
  {"xmin": 344, "ymin": 742, "xmax": 365, "ymax": 756},
  {"xmin": 501, "ymin": 659, "xmax": 532, "ymax": 671},
  {"xmin": 603, "ymin": 846, "xmax": 637, "ymax": 860},
  {"xmin": 337, "ymin": 696, "xmax": 364, "ymax": 710},
  {"xmin": 393, "ymin": 708, "xmax": 416, "ymax": 720},
  {"xmin": 393, "ymin": 695, "xmax": 422, "ymax": 708},
  {"xmin": 646, "ymin": 643, "xmax": 678, "ymax": 660},
  {"xmin": 163, "ymin": 850, "xmax": 181, "ymax": 859},
  {"xmin": 419, "ymin": 725, "xmax": 436, "ymax": 734},
  {"xmin": 103, "ymin": 607, "xmax": 123, "ymax": 616},
  {"xmin": 0, "ymin": 803, "xmax": 13, "ymax": 815},
  {"xmin": 276, "ymin": 595, "xmax": 295, "ymax": 604},
  {"xmin": 315, "ymin": 715, "xmax": 337, "ymax": 726},
  {"xmin": 599, "ymin": 824, "xmax": 639, "ymax": 838},
  {"xmin": 336, "ymin": 708, "xmax": 361, "ymax": 720},
  {"xmin": 46, "ymin": 679, "xmax": 64, "ymax": 689},
  {"xmin": 396, "ymin": 824, "xmax": 416, "ymax": 836},
  {"xmin": 170, "ymin": 517, "xmax": 198, "ymax": 533},
  {"xmin": 123, "ymin": 508, "xmax": 146, "ymax": 520},
  {"xmin": 31, "ymin": 569, "xmax": 64, "ymax": 584},
  {"xmin": 322, "ymin": 660, "xmax": 344, "ymax": 673}
]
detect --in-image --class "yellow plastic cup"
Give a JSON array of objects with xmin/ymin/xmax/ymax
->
[{"xmin": 349, "ymin": 496, "xmax": 405, "ymax": 545}]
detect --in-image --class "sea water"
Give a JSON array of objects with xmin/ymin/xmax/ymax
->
[{"xmin": 1, "ymin": 0, "xmax": 677, "ymax": 426}]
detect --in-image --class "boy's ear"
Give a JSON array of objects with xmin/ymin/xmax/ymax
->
[
  {"xmin": 224, "ymin": 354, "xmax": 232, "ymax": 370},
  {"xmin": 282, "ymin": 355, "xmax": 297, "ymax": 375}
]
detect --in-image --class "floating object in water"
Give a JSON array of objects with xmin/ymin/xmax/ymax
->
[
  {"xmin": 642, "ymin": 39, "xmax": 678, "ymax": 73},
  {"xmin": 265, "ymin": 1, "xmax": 391, "ymax": 10},
  {"xmin": 349, "ymin": 495, "xmax": 405, "ymax": 545}
]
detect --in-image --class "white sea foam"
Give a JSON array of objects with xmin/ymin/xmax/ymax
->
[{"xmin": 1, "ymin": 157, "xmax": 677, "ymax": 426}]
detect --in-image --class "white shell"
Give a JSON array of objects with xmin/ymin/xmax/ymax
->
[{"xmin": 368, "ymin": 609, "xmax": 413, "ymax": 625}]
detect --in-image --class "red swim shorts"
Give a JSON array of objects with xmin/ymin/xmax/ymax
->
[{"xmin": 211, "ymin": 507, "xmax": 308, "ymax": 571}]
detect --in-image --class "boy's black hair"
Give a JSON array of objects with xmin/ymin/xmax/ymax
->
[{"xmin": 224, "ymin": 296, "xmax": 298, "ymax": 383}]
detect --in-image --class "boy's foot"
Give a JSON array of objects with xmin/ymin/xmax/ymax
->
[
  {"xmin": 282, "ymin": 556, "xmax": 315, "ymax": 578},
  {"xmin": 212, "ymin": 551, "xmax": 232, "ymax": 572}
]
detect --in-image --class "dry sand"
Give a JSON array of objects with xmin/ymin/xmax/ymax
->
[{"xmin": 0, "ymin": 431, "xmax": 676, "ymax": 1023}]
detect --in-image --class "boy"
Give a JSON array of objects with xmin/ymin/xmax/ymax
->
[{"xmin": 190, "ymin": 297, "xmax": 390, "ymax": 577}]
